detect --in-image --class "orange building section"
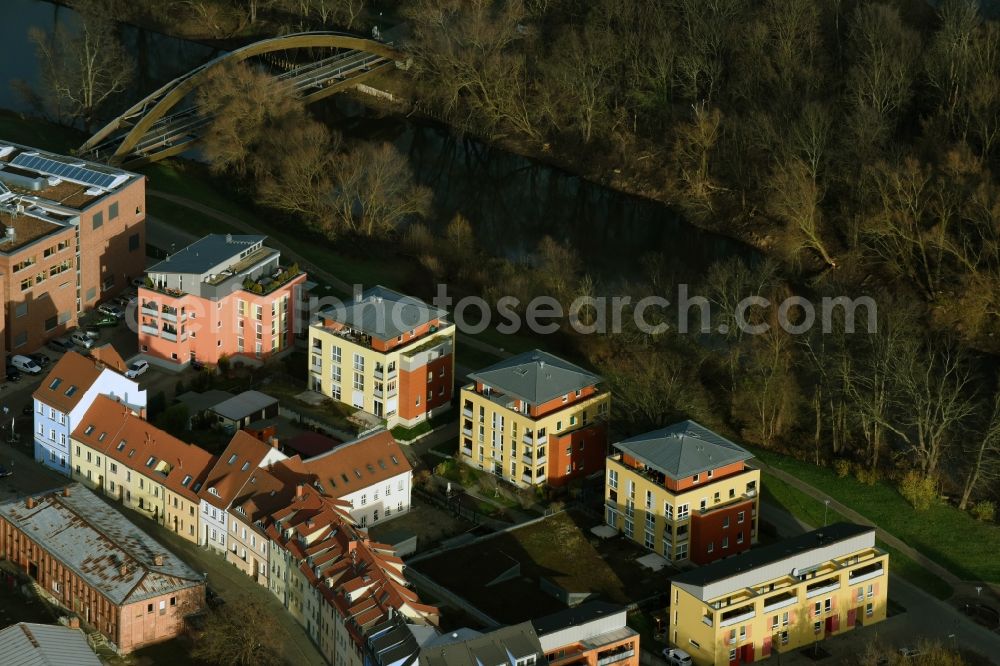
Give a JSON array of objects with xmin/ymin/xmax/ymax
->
[
  {"xmin": 534, "ymin": 602, "xmax": 639, "ymax": 666},
  {"xmin": 545, "ymin": 421, "xmax": 608, "ymax": 486},
  {"xmin": 398, "ymin": 353, "xmax": 453, "ymax": 421},
  {"xmin": 689, "ymin": 497, "xmax": 755, "ymax": 565}
]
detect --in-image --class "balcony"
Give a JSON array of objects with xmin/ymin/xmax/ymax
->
[
  {"xmin": 597, "ymin": 648, "xmax": 635, "ymax": 666},
  {"xmin": 719, "ymin": 608, "xmax": 755, "ymax": 628},
  {"xmin": 240, "ymin": 262, "xmax": 302, "ymax": 295},
  {"xmin": 521, "ymin": 473, "xmax": 536, "ymax": 485},
  {"xmin": 161, "ymin": 330, "xmax": 178, "ymax": 342},
  {"xmin": 463, "ymin": 427, "xmax": 472, "ymax": 437},
  {"xmin": 141, "ymin": 304, "xmax": 158, "ymax": 317},
  {"xmin": 140, "ymin": 324, "xmax": 159, "ymax": 336},
  {"xmin": 161, "ymin": 308, "xmax": 178, "ymax": 322},
  {"xmin": 373, "ymin": 387, "xmax": 384, "ymax": 399},
  {"xmin": 701, "ymin": 615, "xmax": 714, "ymax": 627},
  {"xmin": 805, "ymin": 579, "xmax": 841, "ymax": 599},
  {"xmin": 374, "ymin": 367, "xmax": 384, "ymax": 380},
  {"xmin": 537, "ymin": 434, "xmax": 548, "ymax": 445},
  {"xmin": 849, "ymin": 564, "xmax": 885, "ymax": 585},
  {"xmin": 763, "ymin": 592, "xmax": 799, "ymax": 613},
  {"xmin": 522, "ymin": 433, "xmax": 533, "ymax": 445}
]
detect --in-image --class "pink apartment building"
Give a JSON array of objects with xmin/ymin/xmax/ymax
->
[{"xmin": 137, "ymin": 234, "xmax": 306, "ymax": 367}]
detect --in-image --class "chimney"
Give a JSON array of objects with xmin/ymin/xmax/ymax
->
[
  {"xmin": 153, "ymin": 554, "xmax": 164, "ymax": 566},
  {"xmin": 295, "ymin": 483, "xmax": 304, "ymax": 498},
  {"xmin": 348, "ymin": 540, "xmax": 357, "ymax": 555},
  {"xmin": 25, "ymin": 497, "xmax": 36, "ymax": 509},
  {"xmin": 119, "ymin": 563, "xmax": 128, "ymax": 576},
  {"xmin": 270, "ymin": 436, "xmax": 280, "ymax": 449},
  {"xmin": 67, "ymin": 616, "xmax": 80, "ymax": 629},
  {"xmin": 226, "ymin": 233, "xmax": 233, "ymax": 243},
  {"xmin": 62, "ymin": 487, "xmax": 70, "ymax": 497}
]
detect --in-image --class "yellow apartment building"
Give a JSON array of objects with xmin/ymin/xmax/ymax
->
[
  {"xmin": 669, "ymin": 523, "xmax": 889, "ymax": 665},
  {"xmin": 308, "ymin": 286, "xmax": 455, "ymax": 428},
  {"xmin": 606, "ymin": 421, "xmax": 760, "ymax": 565},
  {"xmin": 460, "ymin": 350, "xmax": 610, "ymax": 488},
  {"xmin": 71, "ymin": 394, "xmax": 214, "ymax": 545}
]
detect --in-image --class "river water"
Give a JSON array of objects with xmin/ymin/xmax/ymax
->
[{"xmin": 2, "ymin": 0, "xmax": 755, "ymax": 284}]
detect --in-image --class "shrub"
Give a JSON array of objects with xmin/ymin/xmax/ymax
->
[
  {"xmin": 899, "ymin": 471, "xmax": 937, "ymax": 511},
  {"xmin": 833, "ymin": 459, "xmax": 852, "ymax": 478},
  {"xmin": 972, "ymin": 501, "xmax": 996, "ymax": 522},
  {"xmin": 217, "ymin": 354, "xmax": 231, "ymax": 377},
  {"xmin": 854, "ymin": 467, "xmax": 879, "ymax": 486}
]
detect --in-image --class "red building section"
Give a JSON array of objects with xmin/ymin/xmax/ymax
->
[
  {"xmin": 546, "ymin": 421, "xmax": 608, "ymax": 486},
  {"xmin": 689, "ymin": 497, "xmax": 754, "ymax": 565}
]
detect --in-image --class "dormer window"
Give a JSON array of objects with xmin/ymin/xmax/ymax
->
[
  {"xmin": 146, "ymin": 456, "xmax": 156, "ymax": 468},
  {"xmin": 181, "ymin": 475, "xmax": 192, "ymax": 487},
  {"xmin": 49, "ymin": 378, "xmax": 62, "ymax": 389},
  {"xmin": 117, "ymin": 440, "xmax": 126, "ymax": 451},
  {"xmin": 65, "ymin": 386, "xmax": 77, "ymax": 397},
  {"xmin": 209, "ymin": 487, "xmax": 220, "ymax": 497},
  {"xmin": 84, "ymin": 425, "xmax": 94, "ymax": 435},
  {"xmin": 390, "ymin": 455, "xmax": 399, "ymax": 465},
  {"xmin": 98, "ymin": 433, "xmax": 106, "ymax": 441},
  {"xmin": 227, "ymin": 454, "xmax": 238, "ymax": 465},
  {"xmin": 241, "ymin": 462, "xmax": 250, "ymax": 471}
]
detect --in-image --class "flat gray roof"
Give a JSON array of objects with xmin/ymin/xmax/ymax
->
[
  {"xmin": 0, "ymin": 484, "xmax": 203, "ymax": 606},
  {"xmin": 0, "ymin": 623, "xmax": 102, "ymax": 666},
  {"xmin": 147, "ymin": 233, "xmax": 265, "ymax": 274},
  {"xmin": 469, "ymin": 350, "xmax": 601, "ymax": 405},
  {"xmin": 317, "ymin": 286, "xmax": 448, "ymax": 341},
  {"xmin": 420, "ymin": 622, "xmax": 542, "ymax": 666},
  {"xmin": 211, "ymin": 390, "xmax": 277, "ymax": 421},
  {"xmin": 176, "ymin": 390, "xmax": 234, "ymax": 413},
  {"xmin": 613, "ymin": 420, "xmax": 753, "ymax": 480}
]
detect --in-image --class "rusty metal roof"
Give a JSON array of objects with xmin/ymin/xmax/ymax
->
[{"xmin": 0, "ymin": 484, "xmax": 203, "ymax": 605}]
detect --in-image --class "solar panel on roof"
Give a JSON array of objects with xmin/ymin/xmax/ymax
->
[{"xmin": 10, "ymin": 152, "xmax": 123, "ymax": 190}]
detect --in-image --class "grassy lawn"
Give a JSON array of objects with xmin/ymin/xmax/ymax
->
[
  {"xmin": 761, "ymin": 470, "xmax": 954, "ymax": 600},
  {"xmin": 0, "ymin": 111, "xmax": 85, "ymax": 153},
  {"xmin": 390, "ymin": 409, "xmax": 456, "ymax": 442},
  {"xmin": 147, "ymin": 196, "xmax": 242, "ymax": 237},
  {"xmin": 754, "ymin": 448, "xmax": 1000, "ymax": 585}
]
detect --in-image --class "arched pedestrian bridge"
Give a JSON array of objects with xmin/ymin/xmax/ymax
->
[{"xmin": 79, "ymin": 31, "xmax": 405, "ymax": 168}]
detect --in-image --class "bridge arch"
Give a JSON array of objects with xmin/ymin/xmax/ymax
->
[{"xmin": 80, "ymin": 32, "xmax": 403, "ymax": 164}]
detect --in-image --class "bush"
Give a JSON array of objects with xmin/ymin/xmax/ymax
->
[
  {"xmin": 834, "ymin": 459, "xmax": 852, "ymax": 478},
  {"xmin": 217, "ymin": 354, "xmax": 231, "ymax": 377},
  {"xmin": 854, "ymin": 467, "xmax": 879, "ymax": 486},
  {"xmin": 899, "ymin": 471, "xmax": 937, "ymax": 511},
  {"xmin": 972, "ymin": 501, "xmax": 996, "ymax": 522}
]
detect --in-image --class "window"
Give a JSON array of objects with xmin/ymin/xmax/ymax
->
[
  {"xmin": 722, "ymin": 536, "xmax": 729, "ymax": 549},
  {"xmin": 825, "ymin": 598, "xmax": 832, "ymax": 613},
  {"xmin": 866, "ymin": 602, "xmax": 874, "ymax": 617},
  {"xmin": 93, "ymin": 211, "xmax": 103, "ymax": 229},
  {"xmin": 814, "ymin": 602, "xmax": 821, "ymax": 617},
  {"xmin": 664, "ymin": 503, "xmax": 673, "ymax": 520},
  {"xmin": 128, "ymin": 232, "xmax": 139, "ymax": 251},
  {"xmin": 607, "ymin": 469, "xmax": 618, "ymax": 489},
  {"xmin": 738, "ymin": 511, "xmax": 745, "ymax": 524},
  {"xmin": 707, "ymin": 542, "xmax": 714, "ymax": 553},
  {"xmin": 813, "ymin": 621, "xmax": 822, "ymax": 634},
  {"xmin": 867, "ymin": 584, "xmax": 874, "ymax": 599},
  {"xmin": 692, "ymin": 473, "xmax": 700, "ymax": 483},
  {"xmin": 109, "ymin": 202, "xmax": 119, "ymax": 220},
  {"xmin": 722, "ymin": 516, "xmax": 730, "ymax": 528},
  {"xmin": 677, "ymin": 504, "xmax": 689, "ymax": 520},
  {"xmin": 331, "ymin": 345, "xmax": 341, "ymax": 363}
]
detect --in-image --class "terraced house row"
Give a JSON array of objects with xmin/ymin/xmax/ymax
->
[{"xmin": 32, "ymin": 346, "xmax": 436, "ymax": 663}]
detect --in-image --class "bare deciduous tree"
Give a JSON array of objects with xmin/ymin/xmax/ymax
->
[{"xmin": 191, "ymin": 596, "xmax": 282, "ymax": 666}]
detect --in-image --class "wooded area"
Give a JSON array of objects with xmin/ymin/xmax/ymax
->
[{"xmin": 18, "ymin": 0, "xmax": 1000, "ymax": 518}]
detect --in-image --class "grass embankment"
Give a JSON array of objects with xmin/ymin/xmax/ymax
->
[
  {"xmin": 761, "ymin": 470, "xmax": 954, "ymax": 600},
  {"xmin": 755, "ymin": 448, "xmax": 1000, "ymax": 585}
]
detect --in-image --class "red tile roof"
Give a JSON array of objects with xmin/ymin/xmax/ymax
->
[
  {"xmin": 33, "ymin": 351, "xmax": 104, "ymax": 414},
  {"xmin": 73, "ymin": 395, "xmax": 215, "ymax": 503},
  {"xmin": 198, "ymin": 431, "xmax": 276, "ymax": 509},
  {"xmin": 303, "ymin": 430, "xmax": 411, "ymax": 500}
]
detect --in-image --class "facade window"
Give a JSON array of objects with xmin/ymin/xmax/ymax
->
[
  {"xmin": 129, "ymin": 233, "xmax": 140, "ymax": 251},
  {"xmin": 109, "ymin": 202, "xmax": 119, "ymax": 220},
  {"xmin": 93, "ymin": 211, "xmax": 103, "ymax": 229},
  {"xmin": 331, "ymin": 345, "xmax": 341, "ymax": 363},
  {"xmin": 738, "ymin": 511, "xmax": 745, "ymax": 523},
  {"xmin": 607, "ymin": 469, "xmax": 618, "ymax": 489}
]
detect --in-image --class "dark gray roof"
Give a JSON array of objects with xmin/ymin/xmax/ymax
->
[
  {"xmin": 531, "ymin": 601, "xmax": 626, "ymax": 636},
  {"xmin": 0, "ymin": 623, "xmax": 102, "ymax": 666},
  {"xmin": 317, "ymin": 286, "xmax": 448, "ymax": 341},
  {"xmin": 147, "ymin": 234, "xmax": 265, "ymax": 274},
  {"xmin": 613, "ymin": 421, "xmax": 753, "ymax": 480},
  {"xmin": 366, "ymin": 616, "xmax": 422, "ymax": 666},
  {"xmin": 420, "ymin": 622, "xmax": 543, "ymax": 666},
  {"xmin": 672, "ymin": 523, "xmax": 875, "ymax": 588},
  {"xmin": 210, "ymin": 390, "xmax": 277, "ymax": 421},
  {"xmin": 469, "ymin": 350, "xmax": 601, "ymax": 405},
  {"xmin": 0, "ymin": 485, "xmax": 203, "ymax": 605},
  {"xmin": 175, "ymin": 390, "xmax": 234, "ymax": 413}
]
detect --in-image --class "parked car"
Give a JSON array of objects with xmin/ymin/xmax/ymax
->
[
  {"xmin": 28, "ymin": 352, "xmax": 50, "ymax": 368},
  {"xmin": 21, "ymin": 403, "xmax": 33, "ymax": 416},
  {"xmin": 97, "ymin": 303, "xmax": 125, "ymax": 319},
  {"xmin": 10, "ymin": 355, "xmax": 42, "ymax": 375},
  {"xmin": 70, "ymin": 331, "xmax": 95, "ymax": 350},
  {"xmin": 125, "ymin": 360, "xmax": 149, "ymax": 379},
  {"xmin": 93, "ymin": 315, "xmax": 120, "ymax": 328},
  {"xmin": 83, "ymin": 328, "xmax": 100, "ymax": 340},
  {"xmin": 131, "ymin": 277, "xmax": 146, "ymax": 288},
  {"xmin": 46, "ymin": 336, "xmax": 74, "ymax": 353},
  {"xmin": 112, "ymin": 294, "xmax": 134, "ymax": 308},
  {"xmin": 0, "ymin": 465, "xmax": 10, "ymax": 478},
  {"xmin": 5, "ymin": 365, "xmax": 21, "ymax": 382},
  {"xmin": 662, "ymin": 648, "xmax": 693, "ymax": 666}
]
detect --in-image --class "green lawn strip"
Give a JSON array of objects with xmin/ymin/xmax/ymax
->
[
  {"xmin": 0, "ymin": 111, "xmax": 86, "ymax": 153},
  {"xmin": 761, "ymin": 471, "xmax": 953, "ymax": 600},
  {"xmin": 147, "ymin": 196, "xmax": 243, "ymax": 238},
  {"xmin": 753, "ymin": 447, "xmax": 1000, "ymax": 583},
  {"xmin": 390, "ymin": 410, "xmax": 456, "ymax": 442}
]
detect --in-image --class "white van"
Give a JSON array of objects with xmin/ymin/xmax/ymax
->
[
  {"xmin": 70, "ymin": 331, "xmax": 94, "ymax": 350},
  {"xmin": 662, "ymin": 648, "xmax": 693, "ymax": 666},
  {"xmin": 9, "ymin": 355, "xmax": 42, "ymax": 375}
]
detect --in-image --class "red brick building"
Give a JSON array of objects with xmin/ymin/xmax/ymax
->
[
  {"xmin": 0, "ymin": 484, "xmax": 205, "ymax": 653},
  {"xmin": 0, "ymin": 142, "xmax": 145, "ymax": 353}
]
